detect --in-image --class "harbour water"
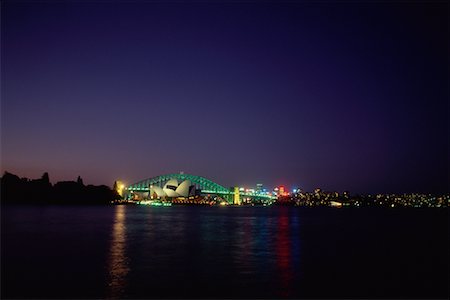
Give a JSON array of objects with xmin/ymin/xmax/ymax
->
[{"xmin": 2, "ymin": 205, "xmax": 447, "ymax": 299}]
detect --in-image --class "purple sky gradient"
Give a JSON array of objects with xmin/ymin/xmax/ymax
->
[{"xmin": 1, "ymin": 2, "xmax": 448, "ymax": 193}]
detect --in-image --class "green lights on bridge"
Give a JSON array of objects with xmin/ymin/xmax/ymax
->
[{"xmin": 126, "ymin": 173, "xmax": 276, "ymax": 202}]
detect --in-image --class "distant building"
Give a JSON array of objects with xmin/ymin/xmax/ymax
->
[{"xmin": 256, "ymin": 183, "xmax": 263, "ymax": 193}]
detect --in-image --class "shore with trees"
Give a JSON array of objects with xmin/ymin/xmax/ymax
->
[{"xmin": 1, "ymin": 172, "xmax": 120, "ymax": 205}]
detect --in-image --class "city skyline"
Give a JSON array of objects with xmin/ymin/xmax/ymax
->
[{"xmin": 2, "ymin": 2, "xmax": 448, "ymax": 194}]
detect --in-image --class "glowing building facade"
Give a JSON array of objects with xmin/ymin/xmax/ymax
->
[{"xmin": 150, "ymin": 179, "xmax": 195, "ymax": 199}]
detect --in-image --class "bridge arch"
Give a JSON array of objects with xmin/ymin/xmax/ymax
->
[{"xmin": 127, "ymin": 173, "xmax": 230, "ymax": 194}]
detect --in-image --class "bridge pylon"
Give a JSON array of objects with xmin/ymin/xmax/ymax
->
[{"xmin": 233, "ymin": 186, "xmax": 241, "ymax": 205}]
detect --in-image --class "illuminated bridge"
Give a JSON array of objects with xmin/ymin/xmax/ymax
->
[{"xmin": 125, "ymin": 173, "xmax": 276, "ymax": 204}]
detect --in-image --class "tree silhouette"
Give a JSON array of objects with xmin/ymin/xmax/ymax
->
[
  {"xmin": 77, "ymin": 176, "xmax": 84, "ymax": 186},
  {"xmin": 1, "ymin": 171, "xmax": 120, "ymax": 205},
  {"xmin": 41, "ymin": 172, "xmax": 50, "ymax": 185}
]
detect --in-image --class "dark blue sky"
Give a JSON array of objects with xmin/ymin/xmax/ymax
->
[{"xmin": 2, "ymin": 1, "xmax": 448, "ymax": 193}]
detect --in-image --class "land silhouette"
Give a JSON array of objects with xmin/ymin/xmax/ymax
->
[{"xmin": 1, "ymin": 172, "xmax": 120, "ymax": 205}]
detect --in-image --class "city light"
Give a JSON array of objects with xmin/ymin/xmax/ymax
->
[
  {"xmin": 114, "ymin": 173, "xmax": 448, "ymax": 208},
  {"xmin": 115, "ymin": 181, "xmax": 126, "ymax": 197}
]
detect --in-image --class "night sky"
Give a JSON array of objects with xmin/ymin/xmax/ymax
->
[{"xmin": 2, "ymin": 1, "xmax": 448, "ymax": 194}]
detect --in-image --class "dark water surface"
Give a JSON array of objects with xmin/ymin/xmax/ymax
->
[{"xmin": 2, "ymin": 205, "xmax": 448, "ymax": 299}]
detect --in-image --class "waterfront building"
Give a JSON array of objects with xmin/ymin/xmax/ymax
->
[{"xmin": 125, "ymin": 173, "xmax": 276, "ymax": 204}]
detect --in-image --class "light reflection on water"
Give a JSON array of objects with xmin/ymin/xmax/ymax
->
[
  {"xmin": 106, "ymin": 206, "xmax": 302, "ymax": 298},
  {"xmin": 107, "ymin": 205, "xmax": 129, "ymax": 299},
  {"xmin": 277, "ymin": 210, "xmax": 294, "ymax": 297},
  {"xmin": 236, "ymin": 216, "xmax": 254, "ymax": 276},
  {"xmin": 2, "ymin": 206, "xmax": 447, "ymax": 299}
]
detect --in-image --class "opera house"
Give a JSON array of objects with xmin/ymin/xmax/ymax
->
[{"xmin": 149, "ymin": 179, "xmax": 195, "ymax": 199}]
